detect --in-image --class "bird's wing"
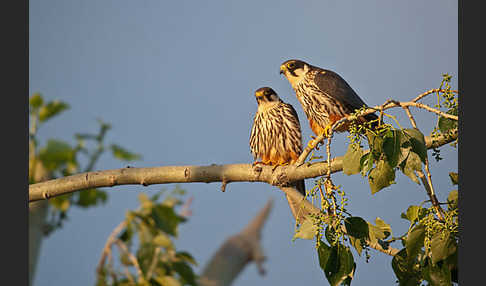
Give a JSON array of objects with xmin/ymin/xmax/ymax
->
[
  {"xmin": 286, "ymin": 103, "xmax": 301, "ymax": 126},
  {"xmin": 313, "ymin": 69, "xmax": 369, "ymax": 111}
]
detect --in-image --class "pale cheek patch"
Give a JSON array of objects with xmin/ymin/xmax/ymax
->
[{"xmin": 285, "ymin": 69, "xmax": 306, "ymax": 87}]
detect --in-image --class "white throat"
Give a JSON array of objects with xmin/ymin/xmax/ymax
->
[
  {"xmin": 286, "ymin": 64, "xmax": 310, "ymax": 88},
  {"xmin": 257, "ymin": 101, "xmax": 280, "ymax": 113}
]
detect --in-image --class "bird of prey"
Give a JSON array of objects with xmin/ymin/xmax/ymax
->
[
  {"xmin": 249, "ymin": 87, "xmax": 305, "ymax": 195},
  {"xmin": 279, "ymin": 59, "xmax": 378, "ymax": 140}
]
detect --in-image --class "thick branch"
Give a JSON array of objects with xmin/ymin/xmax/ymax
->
[
  {"xmin": 29, "ymin": 129, "xmax": 457, "ymax": 202},
  {"xmin": 199, "ymin": 199, "xmax": 273, "ymax": 286}
]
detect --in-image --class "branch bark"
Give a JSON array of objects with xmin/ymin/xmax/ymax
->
[
  {"xmin": 199, "ymin": 199, "xmax": 273, "ymax": 286},
  {"xmin": 29, "ymin": 129, "xmax": 457, "ymax": 202}
]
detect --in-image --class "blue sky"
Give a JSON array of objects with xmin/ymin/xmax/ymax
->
[{"xmin": 30, "ymin": 1, "xmax": 457, "ymax": 285}]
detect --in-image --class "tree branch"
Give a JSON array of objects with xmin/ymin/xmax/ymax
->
[
  {"xmin": 29, "ymin": 129, "xmax": 457, "ymax": 202},
  {"xmin": 199, "ymin": 199, "xmax": 273, "ymax": 286},
  {"xmin": 96, "ymin": 221, "xmax": 127, "ymax": 277}
]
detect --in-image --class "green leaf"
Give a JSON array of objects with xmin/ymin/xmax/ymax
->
[
  {"xmin": 405, "ymin": 206, "xmax": 420, "ymax": 223},
  {"xmin": 317, "ymin": 241, "xmax": 335, "ymax": 272},
  {"xmin": 152, "ymin": 233, "xmax": 173, "ymax": 248},
  {"xmin": 397, "ymin": 130, "xmax": 412, "ymax": 166},
  {"xmin": 176, "ymin": 251, "xmax": 198, "ymax": 266},
  {"xmin": 172, "ymin": 262, "xmax": 197, "ymax": 286},
  {"xmin": 399, "ymin": 151, "xmax": 422, "ymax": 184},
  {"xmin": 368, "ymin": 159, "xmax": 396, "ymax": 194},
  {"xmin": 136, "ymin": 242, "xmax": 156, "ymax": 272},
  {"xmin": 110, "ymin": 144, "xmax": 142, "ymax": 161},
  {"xmin": 348, "ymin": 236, "xmax": 363, "ymax": 256},
  {"xmin": 344, "ymin": 217, "xmax": 369, "ymax": 239},
  {"xmin": 120, "ymin": 252, "xmax": 132, "ymax": 266},
  {"xmin": 138, "ymin": 193, "xmax": 154, "ymax": 211},
  {"xmin": 359, "ymin": 152, "xmax": 374, "ymax": 177},
  {"xmin": 448, "ymin": 172, "xmax": 458, "ymax": 185},
  {"xmin": 391, "ymin": 248, "xmax": 422, "ymax": 286},
  {"xmin": 50, "ymin": 195, "xmax": 71, "ymax": 212},
  {"xmin": 317, "ymin": 242, "xmax": 355, "ymax": 286},
  {"xmin": 29, "ymin": 93, "xmax": 44, "ymax": 109},
  {"xmin": 445, "ymin": 250, "xmax": 458, "ymax": 283},
  {"xmin": 294, "ymin": 217, "xmax": 318, "ymax": 240},
  {"xmin": 151, "ymin": 205, "xmax": 186, "ymax": 237},
  {"xmin": 374, "ymin": 217, "xmax": 392, "ymax": 239},
  {"xmin": 162, "ymin": 196, "xmax": 183, "ymax": 208},
  {"xmin": 401, "ymin": 205, "xmax": 426, "ymax": 224},
  {"xmin": 330, "ymin": 245, "xmax": 355, "ymax": 286},
  {"xmin": 430, "ymin": 232, "xmax": 457, "ymax": 265},
  {"xmin": 135, "ymin": 218, "xmax": 156, "ymax": 244},
  {"xmin": 422, "ymin": 258, "xmax": 452, "ymax": 286},
  {"xmin": 325, "ymin": 226, "xmax": 337, "ymax": 245},
  {"xmin": 366, "ymin": 130, "xmax": 384, "ymax": 155},
  {"xmin": 383, "ymin": 129, "xmax": 401, "ymax": 168},
  {"xmin": 343, "ymin": 143, "xmax": 364, "ymax": 175},
  {"xmin": 119, "ymin": 223, "xmax": 134, "ymax": 242},
  {"xmin": 153, "ymin": 276, "xmax": 181, "ymax": 286},
  {"xmin": 38, "ymin": 139, "xmax": 75, "ymax": 171},
  {"xmin": 405, "ymin": 224, "xmax": 425, "ymax": 259},
  {"xmin": 447, "ymin": 190, "xmax": 458, "ymax": 210},
  {"xmin": 438, "ymin": 108, "xmax": 458, "ymax": 134},
  {"xmin": 38, "ymin": 100, "xmax": 70, "ymax": 122},
  {"xmin": 76, "ymin": 189, "xmax": 107, "ymax": 207},
  {"xmin": 368, "ymin": 217, "xmax": 392, "ymax": 243},
  {"xmin": 403, "ymin": 128, "xmax": 427, "ymax": 163}
]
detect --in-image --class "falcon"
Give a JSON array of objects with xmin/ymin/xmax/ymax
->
[
  {"xmin": 279, "ymin": 59, "xmax": 378, "ymax": 141},
  {"xmin": 249, "ymin": 87, "xmax": 305, "ymax": 195}
]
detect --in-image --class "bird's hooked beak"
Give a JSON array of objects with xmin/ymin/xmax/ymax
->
[
  {"xmin": 279, "ymin": 65, "xmax": 286, "ymax": 75},
  {"xmin": 255, "ymin": 90, "xmax": 264, "ymax": 102}
]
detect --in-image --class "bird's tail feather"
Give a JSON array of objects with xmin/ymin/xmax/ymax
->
[{"xmin": 291, "ymin": 179, "xmax": 306, "ymax": 196}]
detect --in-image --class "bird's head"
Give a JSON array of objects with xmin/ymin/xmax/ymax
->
[
  {"xmin": 254, "ymin": 87, "xmax": 280, "ymax": 105},
  {"xmin": 279, "ymin": 59, "xmax": 310, "ymax": 86}
]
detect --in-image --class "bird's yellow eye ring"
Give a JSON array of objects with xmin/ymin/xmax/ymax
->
[{"xmin": 287, "ymin": 62, "xmax": 295, "ymax": 69}]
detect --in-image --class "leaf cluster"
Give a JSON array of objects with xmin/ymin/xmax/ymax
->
[
  {"xmin": 392, "ymin": 179, "xmax": 458, "ymax": 285},
  {"xmin": 343, "ymin": 127, "xmax": 428, "ymax": 194},
  {"xmin": 97, "ymin": 189, "xmax": 198, "ymax": 286},
  {"xmin": 308, "ymin": 213, "xmax": 394, "ymax": 286},
  {"xmin": 298, "ymin": 75, "xmax": 459, "ymax": 285},
  {"xmin": 29, "ymin": 93, "xmax": 142, "ymax": 235},
  {"xmin": 430, "ymin": 74, "xmax": 459, "ymax": 161}
]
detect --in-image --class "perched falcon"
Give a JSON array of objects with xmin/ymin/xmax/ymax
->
[
  {"xmin": 249, "ymin": 87, "xmax": 305, "ymax": 195},
  {"xmin": 279, "ymin": 59, "xmax": 378, "ymax": 138}
]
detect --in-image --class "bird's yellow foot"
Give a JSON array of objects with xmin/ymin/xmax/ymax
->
[
  {"xmin": 271, "ymin": 162, "xmax": 289, "ymax": 171},
  {"xmin": 252, "ymin": 161, "xmax": 265, "ymax": 167},
  {"xmin": 323, "ymin": 124, "xmax": 333, "ymax": 138},
  {"xmin": 307, "ymin": 135, "xmax": 325, "ymax": 151},
  {"xmin": 306, "ymin": 139, "xmax": 318, "ymax": 150}
]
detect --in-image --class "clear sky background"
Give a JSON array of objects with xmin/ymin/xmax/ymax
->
[{"xmin": 30, "ymin": 1, "xmax": 457, "ymax": 285}]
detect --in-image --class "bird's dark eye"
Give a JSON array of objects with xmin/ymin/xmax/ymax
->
[{"xmin": 287, "ymin": 62, "xmax": 295, "ymax": 69}]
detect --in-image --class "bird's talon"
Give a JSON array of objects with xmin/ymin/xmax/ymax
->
[
  {"xmin": 252, "ymin": 161, "xmax": 264, "ymax": 167},
  {"xmin": 271, "ymin": 162, "xmax": 289, "ymax": 171}
]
